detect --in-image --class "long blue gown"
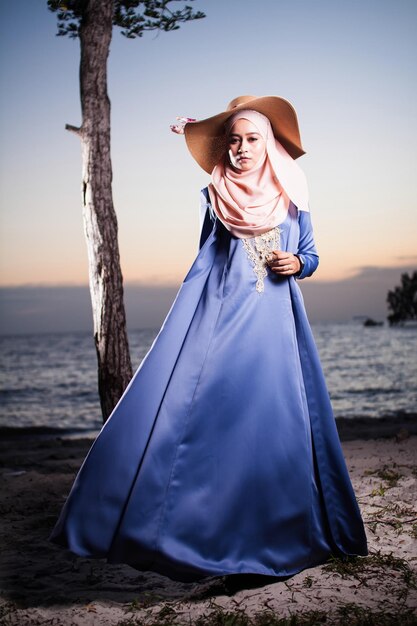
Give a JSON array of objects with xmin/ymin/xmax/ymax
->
[{"xmin": 49, "ymin": 188, "xmax": 368, "ymax": 582}]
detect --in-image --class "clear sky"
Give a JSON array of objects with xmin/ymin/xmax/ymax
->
[{"xmin": 0, "ymin": 0, "xmax": 416, "ymax": 293}]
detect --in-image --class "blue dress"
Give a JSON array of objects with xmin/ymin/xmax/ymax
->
[{"xmin": 49, "ymin": 189, "xmax": 368, "ymax": 581}]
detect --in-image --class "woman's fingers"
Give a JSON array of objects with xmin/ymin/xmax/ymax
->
[
  {"xmin": 267, "ymin": 251, "xmax": 300, "ymax": 275},
  {"xmin": 269, "ymin": 265, "xmax": 296, "ymax": 275}
]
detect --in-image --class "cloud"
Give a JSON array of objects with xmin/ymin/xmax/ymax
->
[
  {"xmin": 0, "ymin": 265, "xmax": 415, "ymax": 334},
  {"xmin": 0, "ymin": 284, "xmax": 179, "ymax": 335},
  {"xmin": 394, "ymin": 255, "xmax": 417, "ymax": 261},
  {"xmin": 299, "ymin": 265, "xmax": 416, "ymax": 323}
]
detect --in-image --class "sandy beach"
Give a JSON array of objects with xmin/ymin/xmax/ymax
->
[{"xmin": 1, "ymin": 425, "xmax": 416, "ymax": 625}]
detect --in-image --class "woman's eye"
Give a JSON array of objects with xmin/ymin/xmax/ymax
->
[{"xmin": 248, "ymin": 137, "xmax": 258, "ymax": 142}]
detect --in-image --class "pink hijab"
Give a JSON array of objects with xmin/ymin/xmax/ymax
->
[{"xmin": 208, "ymin": 110, "xmax": 309, "ymax": 239}]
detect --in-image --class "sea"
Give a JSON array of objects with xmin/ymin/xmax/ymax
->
[{"xmin": 0, "ymin": 323, "xmax": 416, "ymax": 437}]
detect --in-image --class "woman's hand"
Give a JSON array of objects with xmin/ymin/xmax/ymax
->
[{"xmin": 267, "ymin": 250, "xmax": 301, "ymax": 276}]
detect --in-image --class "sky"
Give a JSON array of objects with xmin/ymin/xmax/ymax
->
[{"xmin": 0, "ymin": 0, "xmax": 416, "ymax": 331}]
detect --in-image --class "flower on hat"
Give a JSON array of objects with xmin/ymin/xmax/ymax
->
[{"xmin": 170, "ymin": 116, "xmax": 197, "ymax": 134}]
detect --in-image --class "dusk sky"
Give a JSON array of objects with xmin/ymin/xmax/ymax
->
[{"xmin": 0, "ymin": 0, "xmax": 416, "ymax": 331}]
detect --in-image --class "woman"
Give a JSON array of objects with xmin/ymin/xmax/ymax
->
[{"xmin": 50, "ymin": 95, "xmax": 368, "ymax": 583}]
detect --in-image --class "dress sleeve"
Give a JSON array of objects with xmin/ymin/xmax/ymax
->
[{"xmin": 296, "ymin": 210, "xmax": 319, "ymax": 279}]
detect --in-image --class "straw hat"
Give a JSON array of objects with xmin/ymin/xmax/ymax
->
[{"xmin": 184, "ymin": 95, "xmax": 305, "ymax": 174}]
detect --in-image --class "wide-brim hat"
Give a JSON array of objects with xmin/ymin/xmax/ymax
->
[{"xmin": 184, "ymin": 95, "xmax": 305, "ymax": 174}]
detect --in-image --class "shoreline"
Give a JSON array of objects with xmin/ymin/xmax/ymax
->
[{"xmin": 1, "ymin": 411, "xmax": 416, "ymax": 443}]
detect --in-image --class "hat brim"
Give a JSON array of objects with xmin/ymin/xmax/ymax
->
[{"xmin": 184, "ymin": 95, "xmax": 306, "ymax": 174}]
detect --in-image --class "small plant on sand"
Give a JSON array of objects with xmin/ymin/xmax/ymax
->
[
  {"xmin": 336, "ymin": 603, "xmax": 417, "ymax": 626},
  {"xmin": 302, "ymin": 575, "xmax": 314, "ymax": 588},
  {"xmin": 127, "ymin": 598, "xmax": 143, "ymax": 612},
  {"xmin": 365, "ymin": 500, "xmax": 417, "ymax": 529},
  {"xmin": 117, "ymin": 604, "xmax": 417, "ymax": 625},
  {"xmin": 195, "ymin": 608, "xmax": 329, "ymax": 625},
  {"xmin": 118, "ymin": 604, "xmax": 182, "ymax": 626},
  {"xmin": 322, "ymin": 550, "xmax": 417, "ymax": 593},
  {"xmin": 370, "ymin": 483, "xmax": 387, "ymax": 497},
  {"xmin": 194, "ymin": 608, "xmax": 250, "ymax": 625},
  {"xmin": 252, "ymin": 610, "xmax": 328, "ymax": 625},
  {"xmin": 322, "ymin": 554, "xmax": 364, "ymax": 578},
  {"xmin": 371, "ymin": 464, "xmax": 403, "ymax": 487},
  {"xmin": 126, "ymin": 592, "xmax": 166, "ymax": 611},
  {"xmin": 363, "ymin": 463, "xmax": 404, "ymax": 497}
]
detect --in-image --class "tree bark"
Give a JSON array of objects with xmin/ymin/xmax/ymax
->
[{"xmin": 73, "ymin": 0, "xmax": 132, "ymax": 421}]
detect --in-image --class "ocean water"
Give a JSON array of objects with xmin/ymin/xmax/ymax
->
[{"xmin": 0, "ymin": 323, "xmax": 416, "ymax": 435}]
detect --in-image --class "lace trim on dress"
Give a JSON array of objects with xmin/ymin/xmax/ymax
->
[{"xmin": 242, "ymin": 226, "xmax": 282, "ymax": 293}]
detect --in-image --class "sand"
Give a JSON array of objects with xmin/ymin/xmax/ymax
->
[{"xmin": 0, "ymin": 428, "xmax": 416, "ymax": 625}]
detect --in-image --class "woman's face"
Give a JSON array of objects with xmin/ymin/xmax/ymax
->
[{"xmin": 227, "ymin": 118, "xmax": 266, "ymax": 171}]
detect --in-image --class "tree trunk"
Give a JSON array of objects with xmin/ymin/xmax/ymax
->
[{"xmin": 70, "ymin": 0, "xmax": 132, "ymax": 421}]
